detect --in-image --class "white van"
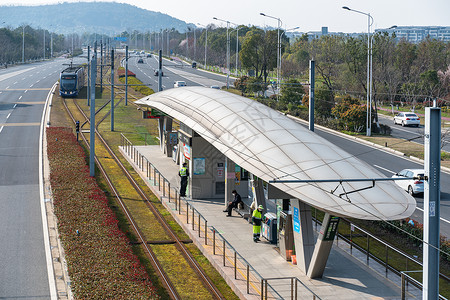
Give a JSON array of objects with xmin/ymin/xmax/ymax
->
[{"xmin": 174, "ymin": 81, "xmax": 186, "ymax": 88}]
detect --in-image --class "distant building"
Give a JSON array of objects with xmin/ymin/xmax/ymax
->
[
  {"xmin": 375, "ymin": 26, "xmax": 450, "ymax": 43},
  {"xmin": 291, "ymin": 26, "xmax": 450, "ymax": 43}
]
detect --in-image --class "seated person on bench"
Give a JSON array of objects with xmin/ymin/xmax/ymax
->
[{"xmin": 223, "ymin": 190, "xmax": 243, "ymax": 217}]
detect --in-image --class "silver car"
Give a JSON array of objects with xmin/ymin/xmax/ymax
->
[
  {"xmin": 393, "ymin": 112, "xmax": 420, "ymax": 127},
  {"xmin": 392, "ymin": 169, "xmax": 424, "ymax": 196}
]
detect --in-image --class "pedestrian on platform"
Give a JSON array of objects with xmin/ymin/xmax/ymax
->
[
  {"xmin": 223, "ymin": 190, "xmax": 243, "ymax": 217},
  {"xmin": 252, "ymin": 205, "xmax": 264, "ymax": 242},
  {"xmin": 179, "ymin": 162, "xmax": 189, "ymax": 197}
]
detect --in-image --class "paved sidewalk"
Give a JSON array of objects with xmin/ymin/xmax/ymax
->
[{"xmin": 119, "ymin": 144, "xmax": 420, "ymax": 299}]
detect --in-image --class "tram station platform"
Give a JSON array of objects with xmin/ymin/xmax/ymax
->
[{"xmin": 119, "ymin": 143, "xmax": 419, "ymax": 299}]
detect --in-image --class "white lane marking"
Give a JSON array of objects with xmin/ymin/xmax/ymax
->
[
  {"xmin": 6, "ymin": 112, "xmax": 11, "ymax": 119},
  {"xmin": 13, "ymin": 81, "xmax": 18, "ymax": 84},
  {"xmin": 13, "ymin": 104, "xmax": 17, "ymax": 108},
  {"xmin": 0, "ymin": 67, "xmax": 36, "ymax": 82},
  {"xmin": 39, "ymin": 81, "xmax": 59, "ymax": 300},
  {"xmin": 374, "ymin": 164, "xmax": 396, "ymax": 174},
  {"xmin": 415, "ymin": 207, "xmax": 450, "ymax": 224},
  {"xmin": 24, "ymin": 90, "xmax": 28, "ymax": 93},
  {"xmin": 6, "ymin": 86, "xmax": 9, "ymax": 89},
  {"xmin": 18, "ymin": 96, "xmax": 22, "ymax": 100},
  {"xmin": 0, "ymin": 126, "xmax": 3, "ymax": 133},
  {"xmin": 30, "ymin": 84, "xmax": 34, "ymax": 88},
  {"xmin": 36, "ymin": 80, "xmax": 40, "ymax": 83}
]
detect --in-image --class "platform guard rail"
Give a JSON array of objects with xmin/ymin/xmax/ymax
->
[{"xmin": 119, "ymin": 134, "xmax": 450, "ymax": 299}]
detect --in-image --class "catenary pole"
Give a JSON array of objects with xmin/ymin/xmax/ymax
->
[
  {"xmin": 423, "ymin": 106, "xmax": 441, "ymax": 299},
  {"xmin": 309, "ymin": 60, "xmax": 315, "ymax": 132},
  {"xmin": 125, "ymin": 45, "xmax": 128, "ymax": 105},
  {"xmin": 110, "ymin": 49, "xmax": 115, "ymax": 131},
  {"xmin": 87, "ymin": 46, "xmax": 90, "ymax": 106},
  {"xmin": 89, "ymin": 44, "xmax": 97, "ymax": 177},
  {"xmin": 158, "ymin": 49, "xmax": 163, "ymax": 92}
]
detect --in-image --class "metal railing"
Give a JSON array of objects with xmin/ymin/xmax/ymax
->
[
  {"xmin": 260, "ymin": 277, "xmax": 321, "ymax": 300},
  {"xmin": 120, "ymin": 134, "xmax": 320, "ymax": 299},
  {"xmin": 321, "ymin": 215, "xmax": 450, "ymax": 299}
]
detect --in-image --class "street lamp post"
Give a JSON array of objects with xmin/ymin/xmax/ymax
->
[
  {"xmin": 197, "ymin": 23, "xmax": 208, "ymax": 68},
  {"xmin": 279, "ymin": 26, "xmax": 299, "ymax": 86},
  {"xmin": 343, "ymin": 6, "xmax": 373, "ymax": 136},
  {"xmin": 230, "ymin": 26, "xmax": 241, "ymax": 76},
  {"xmin": 22, "ymin": 25, "xmax": 25, "ymax": 63},
  {"xmin": 213, "ymin": 17, "xmax": 237, "ymax": 89},
  {"xmin": 260, "ymin": 12, "xmax": 282, "ymax": 96}
]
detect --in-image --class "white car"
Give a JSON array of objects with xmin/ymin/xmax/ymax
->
[
  {"xmin": 174, "ymin": 81, "xmax": 186, "ymax": 88},
  {"xmin": 392, "ymin": 169, "xmax": 424, "ymax": 196},
  {"xmin": 393, "ymin": 112, "xmax": 420, "ymax": 127}
]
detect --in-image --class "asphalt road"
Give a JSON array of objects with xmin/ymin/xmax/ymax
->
[
  {"xmin": 125, "ymin": 53, "xmax": 228, "ymax": 92},
  {"xmin": 0, "ymin": 58, "xmax": 76, "ymax": 299},
  {"xmin": 126, "ymin": 55, "xmax": 450, "ymax": 238},
  {"xmin": 378, "ymin": 113, "xmax": 450, "ymax": 152}
]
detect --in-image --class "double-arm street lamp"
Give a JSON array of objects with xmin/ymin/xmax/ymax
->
[
  {"xmin": 260, "ymin": 12, "xmax": 282, "ymax": 95},
  {"xmin": 213, "ymin": 17, "xmax": 233, "ymax": 89},
  {"xmin": 198, "ymin": 23, "xmax": 208, "ymax": 68},
  {"xmin": 229, "ymin": 25, "xmax": 242, "ymax": 76},
  {"xmin": 343, "ymin": 6, "xmax": 373, "ymax": 136}
]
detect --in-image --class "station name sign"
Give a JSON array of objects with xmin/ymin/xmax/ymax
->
[{"xmin": 143, "ymin": 109, "xmax": 166, "ymax": 119}]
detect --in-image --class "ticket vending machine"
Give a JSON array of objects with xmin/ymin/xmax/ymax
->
[{"xmin": 279, "ymin": 211, "xmax": 294, "ymax": 261}]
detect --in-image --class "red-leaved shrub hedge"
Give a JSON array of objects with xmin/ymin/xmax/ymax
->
[{"xmin": 47, "ymin": 127, "xmax": 159, "ymax": 299}]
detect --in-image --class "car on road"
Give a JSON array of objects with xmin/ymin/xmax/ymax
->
[
  {"xmin": 192, "ymin": 62, "xmax": 197, "ymax": 68},
  {"xmin": 392, "ymin": 168, "xmax": 424, "ymax": 196},
  {"xmin": 154, "ymin": 70, "xmax": 163, "ymax": 76},
  {"xmin": 393, "ymin": 112, "xmax": 420, "ymax": 127},
  {"xmin": 147, "ymin": 54, "xmax": 152, "ymax": 58},
  {"xmin": 137, "ymin": 58, "xmax": 144, "ymax": 64},
  {"xmin": 174, "ymin": 81, "xmax": 186, "ymax": 88},
  {"xmin": 210, "ymin": 85, "xmax": 220, "ymax": 89}
]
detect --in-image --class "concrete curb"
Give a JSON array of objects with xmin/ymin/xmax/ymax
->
[{"xmin": 41, "ymin": 83, "xmax": 72, "ymax": 300}]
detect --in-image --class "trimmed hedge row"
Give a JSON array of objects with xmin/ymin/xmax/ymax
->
[
  {"xmin": 47, "ymin": 127, "xmax": 159, "ymax": 299},
  {"xmin": 117, "ymin": 67, "xmax": 154, "ymax": 96}
]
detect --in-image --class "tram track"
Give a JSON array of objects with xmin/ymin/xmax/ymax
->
[{"xmin": 61, "ymin": 84, "xmax": 225, "ymax": 299}]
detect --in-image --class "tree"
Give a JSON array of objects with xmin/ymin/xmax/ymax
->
[
  {"xmin": 332, "ymin": 95, "xmax": 366, "ymax": 132},
  {"xmin": 240, "ymin": 28, "xmax": 264, "ymax": 78},
  {"xmin": 314, "ymin": 84, "xmax": 334, "ymax": 117},
  {"xmin": 280, "ymin": 79, "xmax": 305, "ymax": 105}
]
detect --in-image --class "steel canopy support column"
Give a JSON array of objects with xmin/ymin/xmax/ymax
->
[
  {"xmin": 309, "ymin": 60, "xmax": 315, "ymax": 132},
  {"xmin": 291, "ymin": 199, "xmax": 314, "ymax": 273},
  {"xmin": 89, "ymin": 48, "xmax": 97, "ymax": 177},
  {"xmin": 423, "ymin": 107, "xmax": 441, "ymax": 299},
  {"xmin": 307, "ymin": 213, "xmax": 340, "ymax": 278}
]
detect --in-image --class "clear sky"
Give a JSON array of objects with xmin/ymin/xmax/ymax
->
[{"xmin": 0, "ymin": 0, "xmax": 448, "ymax": 33}]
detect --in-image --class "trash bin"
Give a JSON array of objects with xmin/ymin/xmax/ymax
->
[{"xmin": 262, "ymin": 212, "xmax": 277, "ymax": 244}]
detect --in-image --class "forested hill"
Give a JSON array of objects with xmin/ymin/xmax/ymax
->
[{"xmin": 0, "ymin": 2, "xmax": 193, "ymax": 34}]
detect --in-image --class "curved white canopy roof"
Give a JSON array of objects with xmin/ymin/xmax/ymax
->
[{"xmin": 136, "ymin": 87, "xmax": 416, "ymax": 220}]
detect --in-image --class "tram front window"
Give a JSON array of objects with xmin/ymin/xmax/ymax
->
[{"xmin": 61, "ymin": 75, "xmax": 76, "ymax": 90}]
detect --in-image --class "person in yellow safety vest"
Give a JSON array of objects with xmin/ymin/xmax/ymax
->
[
  {"xmin": 179, "ymin": 162, "xmax": 189, "ymax": 197},
  {"xmin": 252, "ymin": 205, "xmax": 264, "ymax": 242}
]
